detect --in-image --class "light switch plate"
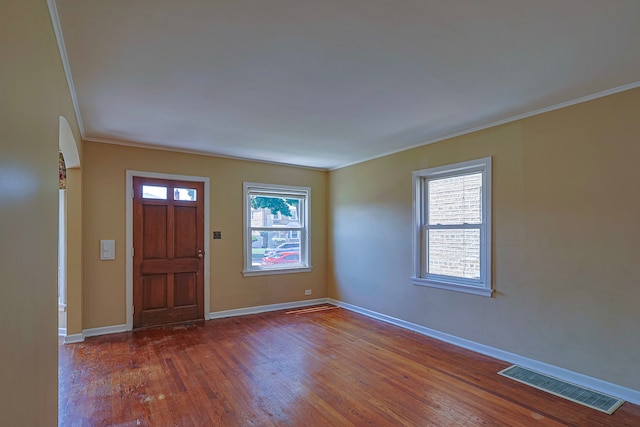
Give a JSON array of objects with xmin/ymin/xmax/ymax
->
[{"xmin": 100, "ymin": 240, "xmax": 115, "ymax": 260}]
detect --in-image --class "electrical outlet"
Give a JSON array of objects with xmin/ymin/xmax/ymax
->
[{"xmin": 305, "ymin": 289, "xmax": 312, "ymax": 295}]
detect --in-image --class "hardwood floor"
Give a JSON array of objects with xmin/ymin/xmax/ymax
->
[{"xmin": 59, "ymin": 306, "xmax": 640, "ymax": 426}]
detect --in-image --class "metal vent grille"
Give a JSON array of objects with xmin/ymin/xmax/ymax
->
[{"xmin": 498, "ymin": 365, "xmax": 624, "ymax": 414}]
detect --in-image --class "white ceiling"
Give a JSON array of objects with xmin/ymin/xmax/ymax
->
[{"xmin": 53, "ymin": 0, "xmax": 640, "ymax": 169}]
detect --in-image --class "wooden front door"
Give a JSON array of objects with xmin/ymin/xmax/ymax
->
[{"xmin": 133, "ymin": 177, "xmax": 204, "ymax": 328}]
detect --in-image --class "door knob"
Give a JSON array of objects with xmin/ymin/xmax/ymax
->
[{"xmin": 197, "ymin": 250, "xmax": 203, "ymax": 258}]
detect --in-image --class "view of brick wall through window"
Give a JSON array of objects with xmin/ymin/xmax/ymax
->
[{"xmin": 427, "ymin": 173, "xmax": 482, "ymax": 279}]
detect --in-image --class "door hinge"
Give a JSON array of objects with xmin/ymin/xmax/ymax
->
[
  {"xmin": 132, "ymin": 305, "xmax": 135, "ymax": 314},
  {"xmin": 132, "ymin": 247, "xmax": 135, "ymax": 257}
]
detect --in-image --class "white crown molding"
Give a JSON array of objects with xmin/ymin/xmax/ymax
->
[
  {"xmin": 47, "ymin": 0, "xmax": 86, "ymax": 138},
  {"xmin": 46, "ymin": 0, "xmax": 639, "ymax": 173},
  {"xmin": 89, "ymin": 80, "xmax": 640, "ymax": 172},
  {"xmin": 85, "ymin": 137, "xmax": 329, "ymax": 171},
  {"xmin": 331, "ymin": 81, "xmax": 640, "ymax": 170},
  {"xmin": 209, "ymin": 298, "xmax": 330, "ymax": 319},
  {"xmin": 51, "ymin": 1, "xmax": 639, "ymax": 176},
  {"xmin": 328, "ymin": 298, "xmax": 640, "ymax": 405}
]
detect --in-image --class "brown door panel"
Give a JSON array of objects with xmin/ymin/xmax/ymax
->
[
  {"xmin": 142, "ymin": 274, "xmax": 168, "ymax": 310},
  {"xmin": 174, "ymin": 206, "xmax": 198, "ymax": 258},
  {"xmin": 141, "ymin": 305, "xmax": 199, "ymax": 328},
  {"xmin": 174, "ymin": 272, "xmax": 198, "ymax": 307},
  {"xmin": 141, "ymin": 259, "xmax": 199, "ymax": 274},
  {"xmin": 141, "ymin": 205, "xmax": 169, "ymax": 260}
]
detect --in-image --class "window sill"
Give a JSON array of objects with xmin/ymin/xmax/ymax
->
[
  {"xmin": 243, "ymin": 266, "xmax": 313, "ymax": 277},
  {"xmin": 412, "ymin": 277, "xmax": 493, "ymax": 297}
]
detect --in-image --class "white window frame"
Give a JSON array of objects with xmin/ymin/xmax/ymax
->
[
  {"xmin": 412, "ymin": 157, "xmax": 492, "ymax": 297},
  {"xmin": 243, "ymin": 182, "xmax": 312, "ymax": 276}
]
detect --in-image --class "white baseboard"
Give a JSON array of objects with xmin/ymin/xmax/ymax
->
[
  {"xmin": 63, "ymin": 324, "xmax": 128, "ymax": 344},
  {"xmin": 327, "ymin": 298, "xmax": 640, "ymax": 405},
  {"xmin": 83, "ymin": 324, "xmax": 128, "ymax": 338},
  {"xmin": 64, "ymin": 333, "xmax": 84, "ymax": 344},
  {"xmin": 64, "ymin": 299, "xmax": 330, "ymax": 343},
  {"xmin": 58, "ymin": 327, "xmax": 67, "ymax": 337},
  {"xmin": 210, "ymin": 298, "xmax": 330, "ymax": 319},
  {"xmin": 64, "ymin": 299, "xmax": 330, "ymax": 344}
]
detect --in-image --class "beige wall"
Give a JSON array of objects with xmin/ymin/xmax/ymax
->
[
  {"xmin": 329, "ymin": 88, "xmax": 640, "ymax": 390},
  {"xmin": 82, "ymin": 142, "xmax": 328, "ymax": 329},
  {"xmin": 0, "ymin": 0, "xmax": 81, "ymax": 424}
]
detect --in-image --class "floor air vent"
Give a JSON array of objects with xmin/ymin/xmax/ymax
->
[{"xmin": 498, "ymin": 365, "xmax": 624, "ymax": 414}]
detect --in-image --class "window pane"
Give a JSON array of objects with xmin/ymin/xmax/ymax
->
[
  {"xmin": 142, "ymin": 185, "xmax": 167, "ymax": 199},
  {"xmin": 249, "ymin": 195, "xmax": 302, "ymax": 228},
  {"xmin": 244, "ymin": 183, "xmax": 310, "ymax": 275},
  {"xmin": 251, "ymin": 230, "xmax": 301, "ymax": 267},
  {"xmin": 174, "ymin": 187, "xmax": 197, "ymax": 201},
  {"xmin": 427, "ymin": 229, "xmax": 480, "ymax": 280},
  {"xmin": 428, "ymin": 173, "xmax": 482, "ymax": 225}
]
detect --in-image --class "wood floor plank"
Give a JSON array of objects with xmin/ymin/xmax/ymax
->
[{"xmin": 59, "ymin": 307, "xmax": 640, "ymax": 426}]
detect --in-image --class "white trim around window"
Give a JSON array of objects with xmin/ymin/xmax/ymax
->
[
  {"xmin": 243, "ymin": 182, "xmax": 312, "ymax": 276},
  {"xmin": 412, "ymin": 157, "xmax": 492, "ymax": 297}
]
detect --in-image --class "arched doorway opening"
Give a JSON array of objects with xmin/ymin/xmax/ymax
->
[{"xmin": 58, "ymin": 116, "xmax": 79, "ymax": 336}]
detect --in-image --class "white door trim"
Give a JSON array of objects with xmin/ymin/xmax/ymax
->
[
  {"xmin": 58, "ymin": 189, "xmax": 67, "ymax": 308},
  {"xmin": 125, "ymin": 170, "xmax": 211, "ymax": 330}
]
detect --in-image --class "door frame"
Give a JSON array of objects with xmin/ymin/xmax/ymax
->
[{"xmin": 125, "ymin": 170, "xmax": 211, "ymax": 330}]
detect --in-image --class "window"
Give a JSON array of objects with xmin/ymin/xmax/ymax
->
[
  {"xmin": 141, "ymin": 185, "xmax": 197, "ymax": 201},
  {"xmin": 142, "ymin": 185, "xmax": 167, "ymax": 199},
  {"xmin": 174, "ymin": 187, "xmax": 197, "ymax": 201},
  {"xmin": 412, "ymin": 157, "xmax": 492, "ymax": 296},
  {"xmin": 243, "ymin": 182, "xmax": 311, "ymax": 276}
]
